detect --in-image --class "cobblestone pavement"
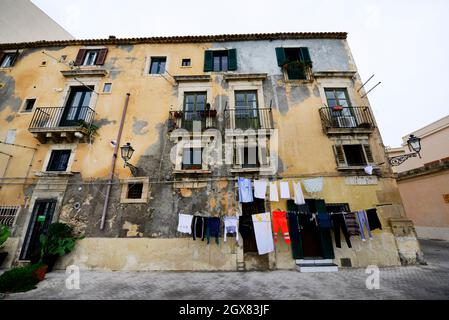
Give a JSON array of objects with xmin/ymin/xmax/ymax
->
[{"xmin": 2, "ymin": 239, "xmax": 449, "ymax": 300}]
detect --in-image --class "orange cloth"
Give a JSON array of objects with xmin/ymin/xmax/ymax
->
[{"xmin": 272, "ymin": 211, "xmax": 291, "ymax": 244}]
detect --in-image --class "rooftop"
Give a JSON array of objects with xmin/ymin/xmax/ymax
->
[{"xmin": 0, "ymin": 32, "xmax": 347, "ymax": 49}]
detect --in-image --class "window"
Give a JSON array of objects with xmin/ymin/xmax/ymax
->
[
  {"xmin": 74, "ymin": 48, "xmax": 108, "ymax": 66},
  {"xmin": 23, "ymin": 98, "xmax": 36, "ymax": 112},
  {"xmin": 203, "ymin": 49, "xmax": 237, "ymax": 72},
  {"xmin": 183, "ymin": 92, "xmax": 207, "ymax": 131},
  {"xmin": 234, "ymin": 90, "xmax": 259, "ymax": 129},
  {"xmin": 275, "ymin": 47, "xmax": 311, "ymax": 80},
  {"xmin": 5, "ymin": 129, "xmax": 16, "ymax": 144},
  {"xmin": 120, "ymin": 178, "xmax": 150, "ymax": 203},
  {"xmin": 241, "ymin": 146, "xmax": 259, "ymax": 168},
  {"xmin": 127, "ymin": 183, "xmax": 143, "ymax": 199},
  {"xmin": 150, "ymin": 57, "xmax": 166, "ymax": 74},
  {"xmin": 46, "ymin": 150, "xmax": 71, "ymax": 171},
  {"xmin": 103, "ymin": 83, "xmax": 112, "ymax": 93},
  {"xmin": 181, "ymin": 58, "xmax": 191, "ymax": 67},
  {"xmin": 325, "ymin": 88, "xmax": 351, "ymax": 108},
  {"xmin": 182, "ymin": 148, "xmax": 202, "ymax": 170},
  {"xmin": 0, "ymin": 52, "xmax": 17, "ymax": 68},
  {"xmin": 0, "ymin": 205, "xmax": 20, "ymax": 228},
  {"xmin": 333, "ymin": 144, "xmax": 374, "ymax": 168}
]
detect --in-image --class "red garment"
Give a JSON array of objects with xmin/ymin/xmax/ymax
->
[{"xmin": 272, "ymin": 211, "xmax": 290, "ymax": 244}]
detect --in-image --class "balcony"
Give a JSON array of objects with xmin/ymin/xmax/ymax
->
[
  {"xmin": 28, "ymin": 107, "xmax": 96, "ymax": 143},
  {"xmin": 224, "ymin": 107, "xmax": 273, "ymax": 132},
  {"xmin": 168, "ymin": 110, "xmax": 217, "ymax": 133},
  {"xmin": 319, "ymin": 106, "xmax": 375, "ymax": 135}
]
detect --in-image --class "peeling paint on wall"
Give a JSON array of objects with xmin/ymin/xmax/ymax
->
[
  {"xmin": 0, "ymin": 72, "xmax": 22, "ymax": 114},
  {"xmin": 132, "ymin": 116, "xmax": 149, "ymax": 135}
]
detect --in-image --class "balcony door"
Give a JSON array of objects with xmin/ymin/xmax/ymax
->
[
  {"xmin": 325, "ymin": 88, "xmax": 355, "ymax": 127},
  {"xmin": 235, "ymin": 90, "xmax": 259, "ymax": 130},
  {"xmin": 183, "ymin": 92, "xmax": 206, "ymax": 131},
  {"xmin": 60, "ymin": 86, "xmax": 93, "ymax": 127}
]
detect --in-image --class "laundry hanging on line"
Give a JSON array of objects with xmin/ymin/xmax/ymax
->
[
  {"xmin": 177, "ymin": 213, "xmax": 193, "ymax": 234},
  {"xmin": 269, "ymin": 182, "xmax": 279, "ymax": 202},
  {"xmin": 238, "ymin": 177, "xmax": 254, "ymax": 203},
  {"xmin": 254, "ymin": 179, "xmax": 267, "ymax": 199},
  {"xmin": 252, "ymin": 212, "xmax": 275, "ymax": 255},
  {"xmin": 280, "ymin": 181, "xmax": 290, "ymax": 199},
  {"xmin": 293, "ymin": 181, "xmax": 305, "ymax": 205},
  {"xmin": 223, "ymin": 216, "xmax": 239, "ymax": 242}
]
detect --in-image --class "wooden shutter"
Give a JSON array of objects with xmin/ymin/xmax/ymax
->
[
  {"xmin": 228, "ymin": 48, "xmax": 237, "ymax": 70},
  {"xmin": 299, "ymin": 47, "xmax": 312, "ymax": 65},
  {"xmin": 0, "ymin": 51, "xmax": 4, "ymax": 65},
  {"xmin": 203, "ymin": 50, "xmax": 213, "ymax": 71},
  {"xmin": 332, "ymin": 145, "xmax": 347, "ymax": 167},
  {"xmin": 275, "ymin": 47, "xmax": 286, "ymax": 66},
  {"xmin": 96, "ymin": 48, "xmax": 108, "ymax": 65},
  {"xmin": 363, "ymin": 144, "xmax": 374, "ymax": 163},
  {"xmin": 74, "ymin": 49, "xmax": 87, "ymax": 66}
]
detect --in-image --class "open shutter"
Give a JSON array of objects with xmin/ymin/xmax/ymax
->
[
  {"xmin": 74, "ymin": 49, "xmax": 87, "ymax": 66},
  {"xmin": 299, "ymin": 47, "xmax": 312, "ymax": 65},
  {"xmin": 0, "ymin": 51, "xmax": 4, "ymax": 66},
  {"xmin": 96, "ymin": 48, "xmax": 108, "ymax": 65},
  {"xmin": 332, "ymin": 145, "xmax": 347, "ymax": 167},
  {"xmin": 8, "ymin": 50, "xmax": 20, "ymax": 67},
  {"xmin": 275, "ymin": 47, "xmax": 286, "ymax": 66},
  {"xmin": 228, "ymin": 48, "xmax": 237, "ymax": 70},
  {"xmin": 203, "ymin": 50, "xmax": 213, "ymax": 72},
  {"xmin": 363, "ymin": 144, "xmax": 374, "ymax": 163}
]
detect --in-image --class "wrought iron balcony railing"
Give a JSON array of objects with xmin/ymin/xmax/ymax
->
[
  {"xmin": 224, "ymin": 107, "xmax": 273, "ymax": 130},
  {"xmin": 318, "ymin": 106, "xmax": 375, "ymax": 134},
  {"xmin": 168, "ymin": 110, "xmax": 217, "ymax": 132}
]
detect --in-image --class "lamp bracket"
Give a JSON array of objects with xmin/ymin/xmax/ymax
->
[{"xmin": 388, "ymin": 152, "xmax": 418, "ymax": 167}]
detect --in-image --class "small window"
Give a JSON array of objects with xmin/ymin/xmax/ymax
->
[
  {"xmin": 127, "ymin": 183, "xmax": 143, "ymax": 199},
  {"xmin": 182, "ymin": 148, "xmax": 202, "ymax": 170},
  {"xmin": 181, "ymin": 58, "xmax": 191, "ymax": 67},
  {"xmin": 83, "ymin": 50, "xmax": 99, "ymax": 66},
  {"xmin": 0, "ymin": 52, "xmax": 16, "ymax": 68},
  {"xmin": 103, "ymin": 83, "xmax": 112, "ymax": 93},
  {"xmin": 343, "ymin": 145, "xmax": 367, "ymax": 166},
  {"xmin": 241, "ymin": 146, "xmax": 259, "ymax": 168},
  {"xmin": 150, "ymin": 57, "xmax": 166, "ymax": 74},
  {"xmin": 23, "ymin": 98, "xmax": 36, "ymax": 112},
  {"xmin": 213, "ymin": 51, "xmax": 228, "ymax": 72},
  {"xmin": 5, "ymin": 129, "xmax": 16, "ymax": 144},
  {"xmin": 46, "ymin": 150, "xmax": 71, "ymax": 172}
]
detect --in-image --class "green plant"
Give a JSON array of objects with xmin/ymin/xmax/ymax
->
[
  {"xmin": 77, "ymin": 120, "xmax": 99, "ymax": 139},
  {"xmin": 39, "ymin": 223, "xmax": 83, "ymax": 260},
  {"xmin": 0, "ymin": 224, "xmax": 10, "ymax": 248},
  {"xmin": 0, "ymin": 263, "xmax": 45, "ymax": 293}
]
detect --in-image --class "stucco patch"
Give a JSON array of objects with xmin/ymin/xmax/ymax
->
[
  {"xmin": 116, "ymin": 45, "xmax": 134, "ymax": 53},
  {"xmin": 0, "ymin": 72, "xmax": 22, "ymax": 114},
  {"xmin": 122, "ymin": 221, "xmax": 143, "ymax": 237},
  {"xmin": 132, "ymin": 117, "xmax": 149, "ymax": 135},
  {"xmin": 94, "ymin": 118, "xmax": 117, "ymax": 128},
  {"xmin": 180, "ymin": 188, "xmax": 192, "ymax": 197}
]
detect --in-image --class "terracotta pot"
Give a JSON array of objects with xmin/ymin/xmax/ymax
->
[
  {"xmin": 332, "ymin": 106, "xmax": 344, "ymax": 111},
  {"xmin": 34, "ymin": 265, "xmax": 48, "ymax": 281}
]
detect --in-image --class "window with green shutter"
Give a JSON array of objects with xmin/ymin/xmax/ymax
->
[
  {"xmin": 275, "ymin": 47, "xmax": 312, "ymax": 80},
  {"xmin": 203, "ymin": 49, "xmax": 237, "ymax": 72}
]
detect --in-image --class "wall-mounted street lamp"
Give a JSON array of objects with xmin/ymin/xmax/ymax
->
[
  {"xmin": 120, "ymin": 142, "xmax": 138, "ymax": 176},
  {"xmin": 388, "ymin": 134, "xmax": 422, "ymax": 166}
]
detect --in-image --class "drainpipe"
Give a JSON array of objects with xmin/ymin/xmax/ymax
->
[{"xmin": 100, "ymin": 93, "xmax": 130, "ymax": 230}]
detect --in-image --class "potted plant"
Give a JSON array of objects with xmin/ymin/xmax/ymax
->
[
  {"xmin": 30, "ymin": 262, "xmax": 48, "ymax": 281},
  {"xmin": 0, "ymin": 224, "xmax": 10, "ymax": 267},
  {"xmin": 173, "ymin": 111, "xmax": 183, "ymax": 118},
  {"xmin": 39, "ymin": 222, "xmax": 83, "ymax": 272},
  {"xmin": 332, "ymin": 105, "xmax": 344, "ymax": 111}
]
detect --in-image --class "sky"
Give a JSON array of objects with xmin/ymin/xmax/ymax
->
[{"xmin": 31, "ymin": 0, "xmax": 449, "ymax": 147}]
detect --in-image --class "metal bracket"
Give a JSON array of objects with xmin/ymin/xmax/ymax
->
[
  {"xmin": 388, "ymin": 153, "xmax": 417, "ymax": 166},
  {"xmin": 124, "ymin": 162, "xmax": 138, "ymax": 176}
]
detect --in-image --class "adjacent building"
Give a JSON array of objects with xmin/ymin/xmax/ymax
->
[
  {"xmin": 0, "ymin": 32, "xmax": 422, "ymax": 271},
  {"xmin": 387, "ymin": 115, "xmax": 449, "ymax": 241},
  {"xmin": 0, "ymin": 0, "xmax": 74, "ymax": 43}
]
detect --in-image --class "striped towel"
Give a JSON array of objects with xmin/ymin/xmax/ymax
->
[{"xmin": 343, "ymin": 212, "xmax": 360, "ymax": 236}]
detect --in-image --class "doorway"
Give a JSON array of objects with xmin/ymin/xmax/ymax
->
[
  {"xmin": 19, "ymin": 199, "xmax": 57, "ymax": 263},
  {"xmin": 239, "ymin": 198, "xmax": 269, "ymax": 270},
  {"xmin": 60, "ymin": 86, "xmax": 93, "ymax": 126}
]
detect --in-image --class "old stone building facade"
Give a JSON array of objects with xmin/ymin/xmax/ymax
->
[{"xmin": 0, "ymin": 32, "xmax": 422, "ymax": 271}]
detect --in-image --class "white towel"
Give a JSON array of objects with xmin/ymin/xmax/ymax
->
[
  {"xmin": 252, "ymin": 212, "xmax": 274, "ymax": 255},
  {"xmin": 254, "ymin": 179, "xmax": 268, "ymax": 199},
  {"xmin": 293, "ymin": 182, "xmax": 305, "ymax": 205},
  {"xmin": 177, "ymin": 213, "xmax": 193, "ymax": 234},
  {"xmin": 280, "ymin": 181, "xmax": 290, "ymax": 199},
  {"xmin": 269, "ymin": 182, "xmax": 279, "ymax": 202}
]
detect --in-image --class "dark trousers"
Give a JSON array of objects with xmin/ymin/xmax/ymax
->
[
  {"xmin": 331, "ymin": 214, "xmax": 352, "ymax": 248},
  {"xmin": 192, "ymin": 216, "xmax": 206, "ymax": 241}
]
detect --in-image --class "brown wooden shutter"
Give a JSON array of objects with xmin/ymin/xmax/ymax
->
[
  {"xmin": 363, "ymin": 144, "xmax": 374, "ymax": 163},
  {"xmin": 332, "ymin": 145, "xmax": 347, "ymax": 167},
  {"xmin": 96, "ymin": 48, "xmax": 108, "ymax": 65},
  {"xmin": 74, "ymin": 49, "xmax": 87, "ymax": 66}
]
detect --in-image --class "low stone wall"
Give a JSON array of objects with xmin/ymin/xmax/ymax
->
[{"xmin": 415, "ymin": 226, "xmax": 449, "ymax": 241}]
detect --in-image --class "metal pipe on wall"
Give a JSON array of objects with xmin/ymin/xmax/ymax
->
[{"xmin": 100, "ymin": 93, "xmax": 131, "ymax": 230}]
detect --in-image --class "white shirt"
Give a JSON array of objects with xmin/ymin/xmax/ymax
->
[
  {"xmin": 280, "ymin": 181, "xmax": 291, "ymax": 199},
  {"xmin": 254, "ymin": 179, "xmax": 268, "ymax": 199},
  {"xmin": 293, "ymin": 182, "xmax": 305, "ymax": 205}
]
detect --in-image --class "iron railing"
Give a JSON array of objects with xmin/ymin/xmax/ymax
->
[
  {"xmin": 319, "ymin": 106, "xmax": 375, "ymax": 132},
  {"xmin": 0, "ymin": 205, "xmax": 20, "ymax": 228},
  {"xmin": 168, "ymin": 110, "xmax": 217, "ymax": 131},
  {"xmin": 225, "ymin": 107, "xmax": 273, "ymax": 130},
  {"xmin": 29, "ymin": 107, "xmax": 96, "ymax": 130}
]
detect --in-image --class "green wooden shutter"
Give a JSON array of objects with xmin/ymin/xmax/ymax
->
[
  {"xmin": 363, "ymin": 144, "xmax": 374, "ymax": 163},
  {"xmin": 333, "ymin": 145, "xmax": 347, "ymax": 167},
  {"xmin": 228, "ymin": 48, "xmax": 237, "ymax": 70},
  {"xmin": 203, "ymin": 50, "xmax": 213, "ymax": 72},
  {"xmin": 299, "ymin": 47, "xmax": 312, "ymax": 65},
  {"xmin": 275, "ymin": 47, "xmax": 286, "ymax": 66}
]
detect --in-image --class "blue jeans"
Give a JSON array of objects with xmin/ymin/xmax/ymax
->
[{"xmin": 356, "ymin": 210, "xmax": 373, "ymax": 241}]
